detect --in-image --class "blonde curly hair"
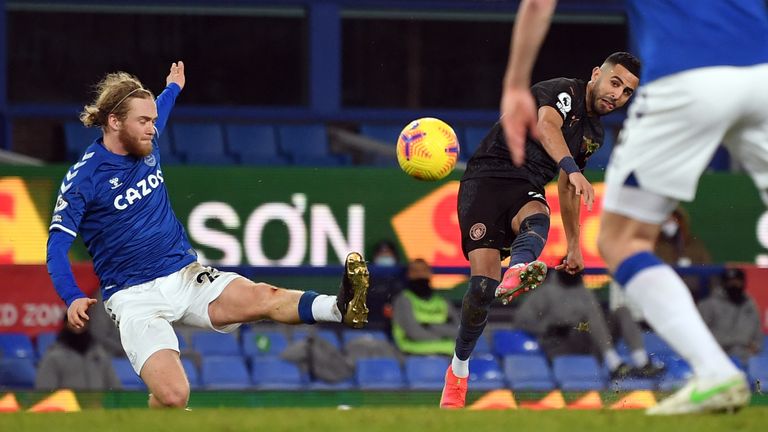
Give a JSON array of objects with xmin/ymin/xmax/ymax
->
[{"xmin": 79, "ymin": 72, "xmax": 154, "ymax": 128}]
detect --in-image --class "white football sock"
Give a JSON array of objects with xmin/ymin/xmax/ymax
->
[
  {"xmin": 631, "ymin": 349, "xmax": 649, "ymax": 368},
  {"xmin": 623, "ymin": 264, "xmax": 739, "ymax": 380},
  {"xmin": 452, "ymin": 353, "xmax": 469, "ymax": 378},
  {"xmin": 603, "ymin": 349, "xmax": 622, "ymax": 371},
  {"xmin": 311, "ymin": 295, "xmax": 342, "ymax": 323}
]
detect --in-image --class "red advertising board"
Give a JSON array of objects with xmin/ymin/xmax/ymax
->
[
  {"xmin": 0, "ymin": 264, "xmax": 99, "ymax": 337},
  {"xmin": 743, "ymin": 266, "xmax": 768, "ymax": 334}
]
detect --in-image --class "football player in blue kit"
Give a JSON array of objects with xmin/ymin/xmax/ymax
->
[
  {"xmin": 499, "ymin": 0, "xmax": 768, "ymax": 415},
  {"xmin": 46, "ymin": 62, "xmax": 370, "ymax": 408}
]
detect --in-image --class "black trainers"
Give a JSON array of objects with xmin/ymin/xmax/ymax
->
[
  {"xmin": 633, "ymin": 362, "xmax": 666, "ymax": 378},
  {"xmin": 610, "ymin": 362, "xmax": 633, "ymax": 380},
  {"xmin": 337, "ymin": 252, "xmax": 369, "ymax": 328}
]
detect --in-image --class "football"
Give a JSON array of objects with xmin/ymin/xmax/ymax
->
[{"xmin": 396, "ymin": 117, "xmax": 460, "ymax": 181}]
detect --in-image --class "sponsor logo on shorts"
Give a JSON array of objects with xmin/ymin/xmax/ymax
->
[{"xmin": 469, "ymin": 223, "xmax": 486, "ymax": 241}]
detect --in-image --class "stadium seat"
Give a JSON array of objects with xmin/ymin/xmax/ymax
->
[
  {"xmin": 200, "ymin": 356, "xmax": 252, "ymax": 390},
  {"xmin": 707, "ymin": 146, "xmax": 731, "ymax": 171},
  {"xmin": 643, "ymin": 332, "xmax": 675, "ymax": 357},
  {"xmin": 656, "ymin": 355, "xmax": 692, "ymax": 391},
  {"xmin": 63, "ymin": 122, "xmax": 101, "ymax": 162},
  {"xmin": 292, "ymin": 328, "xmax": 341, "ymax": 350},
  {"xmin": 277, "ymin": 123, "xmax": 350, "ymax": 166},
  {"xmin": 551, "ymin": 355, "xmax": 606, "ymax": 391},
  {"xmin": 462, "ymin": 125, "xmax": 491, "ymax": 161},
  {"xmin": 172, "ymin": 122, "xmax": 235, "ymax": 165},
  {"xmin": 250, "ymin": 356, "xmax": 305, "ymax": 390},
  {"xmin": 0, "ymin": 358, "xmax": 36, "ymax": 389},
  {"xmin": 36, "ymin": 331, "xmax": 58, "ymax": 358},
  {"xmin": 472, "ymin": 334, "xmax": 492, "ymax": 355},
  {"xmin": 341, "ymin": 329, "xmax": 388, "ymax": 346},
  {"xmin": 157, "ymin": 127, "xmax": 183, "ymax": 165},
  {"xmin": 468, "ymin": 354, "xmax": 505, "ymax": 390},
  {"xmin": 355, "ymin": 357, "xmax": 405, "ymax": 390},
  {"xmin": 112, "ymin": 358, "xmax": 147, "ymax": 390},
  {"xmin": 359, "ymin": 123, "xmax": 402, "ymax": 144},
  {"xmin": 181, "ymin": 357, "xmax": 201, "ymax": 389},
  {"xmin": 241, "ymin": 328, "xmax": 289, "ymax": 357},
  {"xmin": 748, "ymin": 356, "xmax": 768, "ymax": 390},
  {"xmin": 191, "ymin": 331, "xmax": 241, "ymax": 357},
  {"xmin": 503, "ymin": 354, "xmax": 556, "ymax": 391},
  {"xmin": 175, "ymin": 331, "xmax": 187, "ymax": 352},
  {"xmin": 404, "ymin": 356, "xmax": 450, "ymax": 390},
  {"xmin": 224, "ymin": 123, "xmax": 289, "ymax": 165},
  {"xmin": 0, "ymin": 333, "xmax": 36, "ymax": 360},
  {"xmin": 492, "ymin": 329, "xmax": 542, "ymax": 357}
]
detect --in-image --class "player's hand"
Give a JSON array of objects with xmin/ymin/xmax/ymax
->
[
  {"xmin": 500, "ymin": 86, "xmax": 539, "ymax": 167},
  {"xmin": 166, "ymin": 61, "xmax": 185, "ymax": 90},
  {"xmin": 555, "ymin": 250, "xmax": 585, "ymax": 275},
  {"xmin": 67, "ymin": 297, "xmax": 97, "ymax": 329},
  {"xmin": 567, "ymin": 172, "xmax": 594, "ymax": 211}
]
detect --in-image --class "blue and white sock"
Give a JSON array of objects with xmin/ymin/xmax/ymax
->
[
  {"xmin": 298, "ymin": 291, "xmax": 341, "ymax": 324},
  {"xmin": 616, "ymin": 252, "xmax": 739, "ymax": 380}
]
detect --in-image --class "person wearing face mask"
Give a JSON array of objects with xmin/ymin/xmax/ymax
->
[
  {"xmin": 35, "ymin": 317, "xmax": 122, "ymax": 391},
  {"xmin": 513, "ymin": 265, "xmax": 663, "ymax": 380},
  {"xmin": 391, "ymin": 259, "xmax": 460, "ymax": 355},
  {"xmin": 367, "ymin": 240, "xmax": 406, "ymax": 330},
  {"xmin": 698, "ymin": 268, "xmax": 763, "ymax": 366}
]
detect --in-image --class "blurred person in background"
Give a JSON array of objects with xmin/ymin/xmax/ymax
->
[
  {"xmin": 368, "ymin": 239, "xmax": 406, "ymax": 331},
  {"xmin": 35, "ymin": 318, "xmax": 122, "ymax": 391},
  {"xmin": 698, "ymin": 268, "xmax": 763, "ymax": 366},
  {"xmin": 392, "ymin": 259, "xmax": 459, "ymax": 356}
]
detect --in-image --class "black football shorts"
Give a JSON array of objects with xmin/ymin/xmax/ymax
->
[{"xmin": 458, "ymin": 177, "xmax": 549, "ymax": 260}]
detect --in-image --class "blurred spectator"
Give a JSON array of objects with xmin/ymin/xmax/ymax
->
[
  {"xmin": 698, "ymin": 268, "xmax": 763, "ymax": 365},
  {"xmin": 367, "ymin": 239, "xmax": 406, "ymax": 329},
  {"xmin": 35, "ymin": 318, "xmax": 122, "ymax": 391},
  {"xmin": 513, "ymin": 268, "xmax": 663, "ymax": 379},
  {"xmin": 391, "ymin": 259, "xmax": 459, "ymax": 356},
  {"xmin": 90, "ymin": 290, "xmax": 125, "ymax": 356},
  {"xmin": 654, "ymin": 206, "xmax": 713, "ymax": 295}
]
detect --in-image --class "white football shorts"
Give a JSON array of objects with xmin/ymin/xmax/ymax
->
[
  {"xmin": 604, "ymin": 64, "xmax": 768, "ymax": 224},
  {"xmin": 104, "ymin": 261, "xmax": 243, "ymax": 374}
]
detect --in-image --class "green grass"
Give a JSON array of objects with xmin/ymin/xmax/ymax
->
[{"xmin": 1, "ymin": 407, "xmax": 767, "ymax": 432}]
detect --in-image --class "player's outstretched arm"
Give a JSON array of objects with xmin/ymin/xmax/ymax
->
[
  {"xmin": 156, "ymin": 61, "xmax": 185, "ymax": 137},
  {"xmin": 500, "ymin": 0, "xmax": 557, "ymax": 166},
  {"xmin": 67, "ymin": 297, "xmax": 98, "ymax": 329}
]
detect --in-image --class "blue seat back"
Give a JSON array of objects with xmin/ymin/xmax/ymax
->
[
  {"xmin": 200, "ymin": 356, "xmax": 251, "ymax": 389},
  {"xmin": 355, "ymin": 357, "xmax": 405, "ymax": 390},
  {"xmin": 191, "ymin": 331, "xmax": 241, "ymax": 357},
  {"xmin": 277, "ymin": 123, "xmax": 329, "ymax": 157},
  {"xmin": 241, "ymin": 329, "xmax": 289, "ymax": 357},
  {"xmin": 404, "ymin": 356, "xmax": 450, "ymax": 390},
  {"xmin": 36, "ymin": 331, "xmax": 58, "ymax": 358},
  {"xmin": 181, "ymin": 357, "xmax": 201, "ymax": 389},
  {"xmin": 63, "ymin": 122, "xmax": 100, "ymax": 162},
  {"xmin": 112, "ymin": 358, "xmax": 146, "ymax": 390},
  {"xmin": 468, "ymin": 354, "xmax": 505, "ymax": 389},
  {"xmin": 492, "ymin": 329, "xmax": 542, "ymax": 356},
  {"xmin": 359, "ymin": 124, "xmax": 403, "ymax": 145},
  {"xmin": 250, "ymin": 357, "xmax": 304, "ymax": 389},
  {"xmin": 552, "ymin": 355, "xmax": 605, "ymax": 391},
  {"xmin": 0, "ymin": 358, "xmax": 36, "ymax": 389},
  {"xmin": 0, "ymin": 333, "xmax": 35, "ymax": 360},
  {"xmin": 503, "ymin": 354, "xmax": 556, "ymax": 391}
]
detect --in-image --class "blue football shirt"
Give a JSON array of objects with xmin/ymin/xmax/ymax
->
[
  {"xmin": 626, "ymin": 0, "xmax": 768, "ymax": 84},
  {"xmin": 49, "ymin": 83, "xmax": 196, "ymax": 302}
]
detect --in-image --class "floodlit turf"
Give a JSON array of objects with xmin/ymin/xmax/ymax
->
[{"xmin": 0, "ymin": 407, "xmax": 766, "ymax": 432}]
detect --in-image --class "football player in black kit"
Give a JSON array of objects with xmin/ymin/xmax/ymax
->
[{"xmin": 440, "ymin": 52, "xmax": 641, "ymax": 408}]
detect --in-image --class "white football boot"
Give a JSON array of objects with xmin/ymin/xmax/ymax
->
[{"xmin": 647, "ymin": 372, "xmax": 750, "ymax": 415}]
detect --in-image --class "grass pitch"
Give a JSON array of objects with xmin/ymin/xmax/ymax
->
[{"xmin": 1, "ymin": 407, "xmax": 766, "ymax": 432}]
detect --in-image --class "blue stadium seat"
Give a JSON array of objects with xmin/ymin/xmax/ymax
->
[
  {"xmin": 241, "ymin": 329, "xmax": 289, "ymax": 357},
  {"xmin": 468, "ymin": 354, "xmax": 505, "ymax": 390},
  {"xmin": 181, "ymin": 357, "xmax": 201, "ymax": 389},
  {"xmin": 63, "ymin": 122, "xmax": 101, "ymax": 162},
  {"xmin": 492, "ymin": 329, "xmax": 542, "ymax": 357},
  {"xmin": 643, "ymin": 332, "xmax": 675, "ymax": 357},
  {"xmin": 36, "ymin": 331, "xmax": 57, "ymax": 358},
  {"xmin": 359, "ymin": 124, "xmax": 403, "ymax": 145},
  {"xmin": 175, "ymin": 331, "xmax": 187, "ymax": 352},
  {"xmin": 0, "ymin": 333, "xmax": 35, "ymax": 360},
  {"xmin": 551, "ymin": 355, "xmax": 606, "ymax": 391},
  {"xmin": 462, "ymin": 125, "xmax": 490, "ymax": 161},
  {"xmin": 707, "ymin": 146, "xmax": 731, "ymax": 171},
  {"xmin": 112, "ymin": 358, "xmax": 147, "ymax": 390},
  {"xmin": 355, "ymin": 357, "xmax": 405, "ymax": 390},
  {"xmin": 748, "ymin": 356, "xmax": 768, "ymax": 390},
  {"xmin": 404, "ymin": 356, "xmax": 450, "ymax": 390},
  {"xmin": 191, "ymin": 331, "xmax": 241, "ymax": 357},
  {"xmin": 657, "ymin": 355, "xmax": 692, "ymax": 391},
  {"xmin": 472, "ymin": 334, "xmax": 492, "ymax": 356},
  {"xmin": 250, "ymin": 357, "xmax": 305, "ymax": 390},
  {"xmin": 585, "ymin": 126, "xmax": 616, "ymax": 170},
  {"xmin": 172, "ymin": 122, "xmax": 235, "ymax": 165},
  {"xmin": 156, "ymin": 127, "xmax": 183, "ymax": 165},
  {"xmin": 292, "ymin": 328, "xmax": 341, "ymax": 350},
  {"xmin": 224, "ymin": 124, "xmax": 289, "ymax": 165},
  {"xmin": 200, "ymin": 356, "xmax": 251, "ymax": 390},
  {"xmin": 0, "ymin": 358, "xmax": 36, "ymax": 389},
  {"xmin": 342, "ymin": 329, "xmax": 388, "ymax": 346},
  {"xmin": 503, "ymin": 354, "xmax": 556, "ymax": 391},
  {"xmin": 277, "ymin": 123, "xmax": 350, "ymax": 166}
]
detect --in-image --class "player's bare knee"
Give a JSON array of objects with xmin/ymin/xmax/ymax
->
[{"xmin": 152, "ymin": 382, "xmax": 189, "ymax": 408}]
